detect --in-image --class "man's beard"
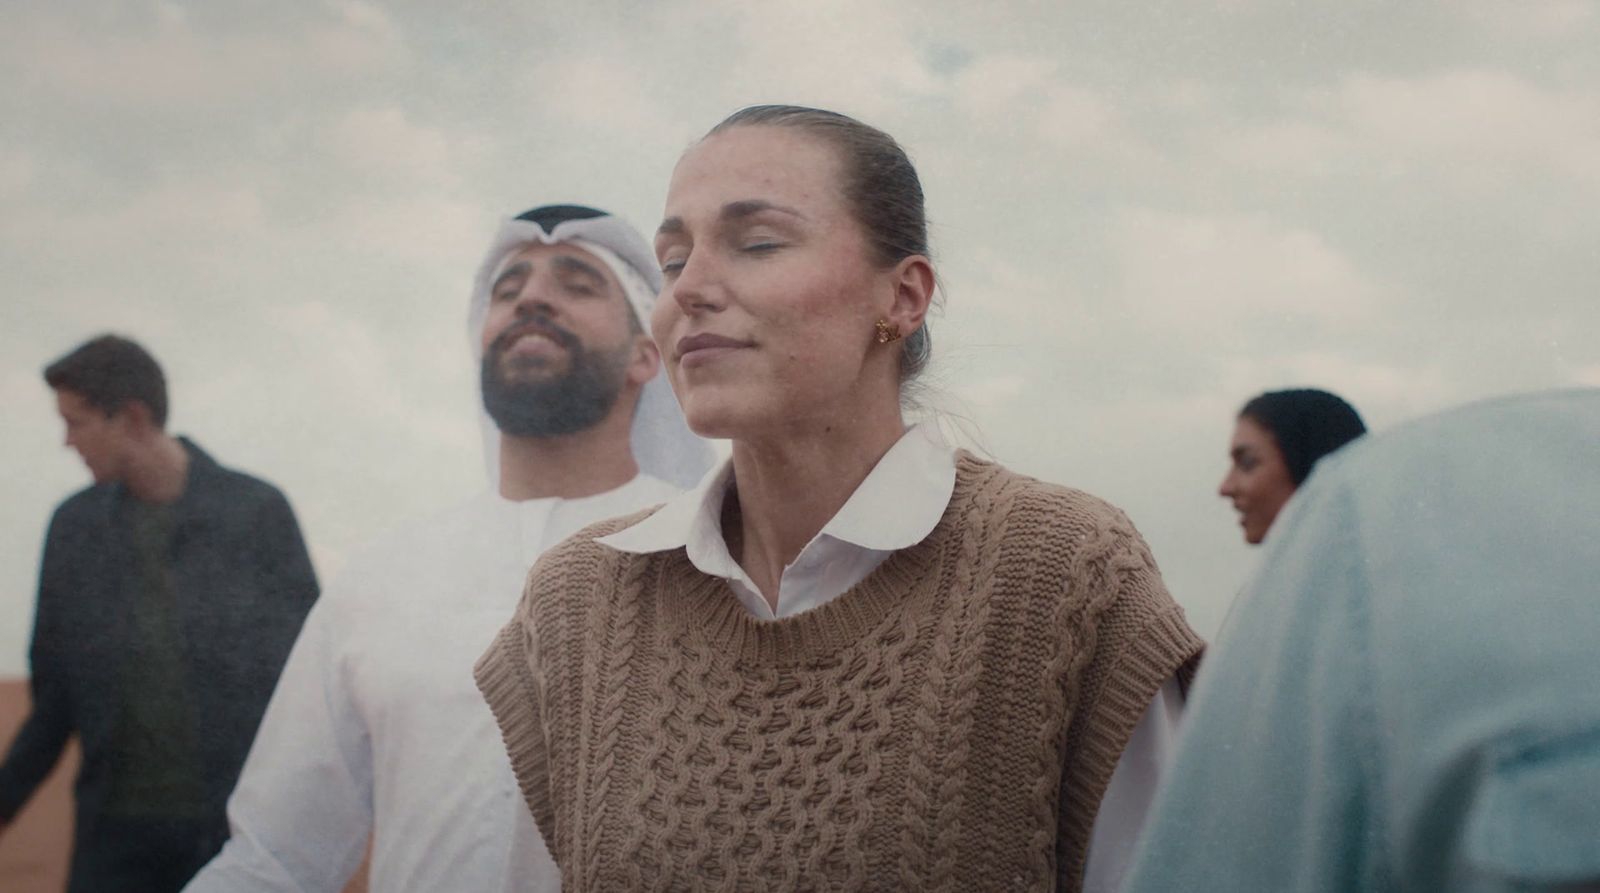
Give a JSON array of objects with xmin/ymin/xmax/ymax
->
[{"xmin": 480, "ymin": 319, "xmax": 631, "ymax": 438}]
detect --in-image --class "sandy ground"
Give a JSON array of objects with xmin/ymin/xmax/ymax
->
[
  {"xmin": 0, "ymin": 679, "xmax": 75, "ymax": 892},
  {"xmin": 0, "ymin": 678, "xmax": 369, "ymax": 892}
]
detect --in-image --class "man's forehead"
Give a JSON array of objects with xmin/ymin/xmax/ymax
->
[
  {"xmin": 493, "ymin": 241, "xmax": 616, "ymax": 285},
  {"xmin": 55, "ymin": 389, "xmax": 95, "ymax": 417}
]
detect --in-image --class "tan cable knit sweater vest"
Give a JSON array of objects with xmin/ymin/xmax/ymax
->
[{"xmin": 477, "ymin": 454, "xmax": 1203, "ymax": 892}]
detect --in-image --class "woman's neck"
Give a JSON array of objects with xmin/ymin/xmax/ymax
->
[{"xmin": 726, "ymin": 409, "xmax": 907, "ymax": 610}]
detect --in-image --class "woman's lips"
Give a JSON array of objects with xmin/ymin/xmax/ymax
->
[{"xmin": 676, "ymin": 333, "xmax": 752, "ymax": 369}]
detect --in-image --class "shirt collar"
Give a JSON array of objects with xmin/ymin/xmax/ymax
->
[
  {"xmin": 594, "ymin": 459, "xmax": 731, "ymax": 555},
  {"xmin": 598, "ymin": 422, "xmax": 956, "ymax": 559},
  {"xmin": 819, "ymin": 422, "xmax": 956, "ymax": 550}
]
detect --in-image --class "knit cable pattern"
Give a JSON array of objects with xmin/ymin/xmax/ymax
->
[{"xmin": 477, "ymin": 454, "xmax": 1204, "ymax": 892}]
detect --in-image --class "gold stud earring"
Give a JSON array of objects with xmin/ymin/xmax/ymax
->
[{"xmin": 875, "ymin": 318, "xmax": 902, "ymax": 344}]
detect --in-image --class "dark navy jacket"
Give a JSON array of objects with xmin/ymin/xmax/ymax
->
[{"xmin": 0, "ymin": 439, "xmax": 318, "ymax": 890}]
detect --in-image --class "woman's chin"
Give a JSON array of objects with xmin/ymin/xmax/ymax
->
[{"xmin": 680, "ymin": 401, "xmax": 759, "ymax": 442}]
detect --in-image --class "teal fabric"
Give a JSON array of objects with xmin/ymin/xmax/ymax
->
[{"xmin": 1124, "ymin": 389, "xmax": 1600, "ymax": 893}]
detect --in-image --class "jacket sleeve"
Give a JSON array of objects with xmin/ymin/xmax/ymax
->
[
  {"xmin": 0, "ymin": 511, "xmax": 78, "ymax": 821},
  {"xmin": 253, "ymin": 487, "xmax": 320, "ymax": 652},
  {"xmin": 183, "ymin": 594, "xmax": 373, "ymax": 892}
]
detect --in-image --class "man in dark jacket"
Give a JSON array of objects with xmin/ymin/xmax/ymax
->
[{"xmin": 0, "ymin": 334, "xmax": 319, "ymax": 892}]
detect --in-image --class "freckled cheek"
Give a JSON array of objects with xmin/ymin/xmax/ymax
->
[
  {"xmin": 781, "ymin": 280, "xmax": 862, "ymax": 331},
  {"xmin": 773, "ymin": 324, "xmax": 866, "ymax": 381}
]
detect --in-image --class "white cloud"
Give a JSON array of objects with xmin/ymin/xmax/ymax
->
[
  {"xmin": 154, "ymin": 1, "xmax": 189, "ymax": 28},
  {"xmin": 1037, "ymin": 84, "xmax": 1122, "ymax": 149},
  {"xmin": 1198, "ymin": 68, "xmax": 1600, "ymax": 196},
  {"xmin": 1341, "ymin": 70, "xmax": 1552, "ymax": 154},
  {"xmin": 950, "ymin": 56, "xmax": 1059, "ymax": 116},
  {"xmin": 1225, "ymin": 350, "xmax": 1454, "ymax": 423},
  {"xmin": 303, "ymin": 192, "xmax": 486, "ymax": 265},
  {"xmin": 952, "ymin": 247, "xmax": 1065, "ymax": 322},
  {"xmin": 325, "ymin": 0, "xmax": 404, "ymax": 51},
  {"xmin": 1337, "ymin": 69, "xmax": 1600, "ymax": 193},
  {"xmin": 1163, "ymin": 79, "xmax": 1221, "ymax": 116},
  {"xmin": 0, "ymin": 368, "xmax": 50, "ymax": 415},
  {"xmin": 1212, "ymin": 119, "xmax": 1350, "ymax": 175},
  {"xmin": 4, "ymin": 3, "xmax": 406, "ymax": 108},
  {"xmin": 687, "ymin": 0, "xmax": 940, "ymax": 119},
  {"xmin": 522, "ymin": 50, "xmax": 687, "ymax": 143},
  {"xmin": 1459, "ymin": 0, "xmax": 1596, "ymax": 40},
  {"xmin": 950, "ymin": 54, "xmax": 1128, "ymax": 152},
  {"xmin": 1108, "ymin": 207, "xmax": 1385, "ymax": 333},
  {"xmin": 0, "ymin": 178, "xmax": 267, "ymax": 262},
  {"xmin": 1573, "ymin": 365, "xmax": 1600, "ymax": 388},
  {"xmin": 0, "ymin": 145, "xmax": 35, "ymax": 196},
  {"xmin": 320, "ymin": 106, "xmax": 475, "ymax": 184}
]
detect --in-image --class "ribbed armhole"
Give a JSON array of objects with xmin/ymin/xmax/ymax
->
[
  {"xmin": 474, "ymin": 621, "xmax": 549, "ymax": 826},
  {"xmin": 1057, "ymin": 605, "xmax": 1205, "ymax": 887}
]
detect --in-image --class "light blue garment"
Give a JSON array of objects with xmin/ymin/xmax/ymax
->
[{"xmin": 1123, "ymin": 389, "xmax": 1600, "ymax": 893}]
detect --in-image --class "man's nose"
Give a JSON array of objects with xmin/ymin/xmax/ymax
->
[
  {"xmin": 514, "ymin": 297, "xmax": 553, "ymax": 319},
  {"xmin": 515, "ymin": 291, "xmax": 572, "ymax": 332},
  {"xmin": 510, "ymin": 280, "xmax": 563, "ymax": 320}
]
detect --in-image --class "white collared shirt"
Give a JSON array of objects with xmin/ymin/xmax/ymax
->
[
  {"xmin": 599, "ymin": 424, "xmax": 1183, "ymax": 893},
  {"xmin": 186, "ymin": 475, "xmax": 679, "ymax": 893}
]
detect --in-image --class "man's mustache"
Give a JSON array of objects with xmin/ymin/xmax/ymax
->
[{"xmin": 489, "ymin": 318, "xmax": 580, "ymax": 358}]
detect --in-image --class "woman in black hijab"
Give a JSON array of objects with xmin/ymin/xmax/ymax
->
[{"xmin": 1219, "ymin": 388, "xmax": 1366, "ymax": 544}]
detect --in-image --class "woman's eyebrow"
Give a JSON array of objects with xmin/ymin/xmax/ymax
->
[
  {"xmin": 722, "ymin": 199, "xmax": 806, "ymax": 222},
  {"xmin": 657, "ymin": 199, "xmax": 808, "ymax": 239}
]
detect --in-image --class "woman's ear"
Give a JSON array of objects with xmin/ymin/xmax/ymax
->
[{"xmin": 887, "ymin": 254, "xmax": 935, "ymax": 335}]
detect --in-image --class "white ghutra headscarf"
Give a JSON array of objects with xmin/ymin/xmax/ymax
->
[{"xmin": 468, "ymin": 204, "xmax": 713, "ymax": 490}]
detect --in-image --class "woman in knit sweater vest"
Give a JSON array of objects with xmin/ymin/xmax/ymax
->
[{"xmin": 476, "ymin": 105, "xmax": 1204, "ymax": 892}]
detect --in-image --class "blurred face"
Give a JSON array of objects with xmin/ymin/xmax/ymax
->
[
  {"xmin": 1219, "ymin": 415, "xmax": 1297, "ymax": 545},
  {"xmin": 479, "ymin": 242, "xmax": 652, "ymax": 437},
  {"xmin": 56, "ymin": 389, "xmax": 135, "ymax": 484},
  {"xmin": 652, "ymin": 126, "xmax": 894, "ymax": 439}
]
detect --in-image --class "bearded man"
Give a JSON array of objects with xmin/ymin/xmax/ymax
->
[{"xmin": 185, "ymin": 205, "xmax": 710, "ymax": 892}]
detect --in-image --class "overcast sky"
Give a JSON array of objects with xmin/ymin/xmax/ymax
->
[{"xmin": 3, "ymin": 1, "xmax": 1597, "ymax": 673}]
